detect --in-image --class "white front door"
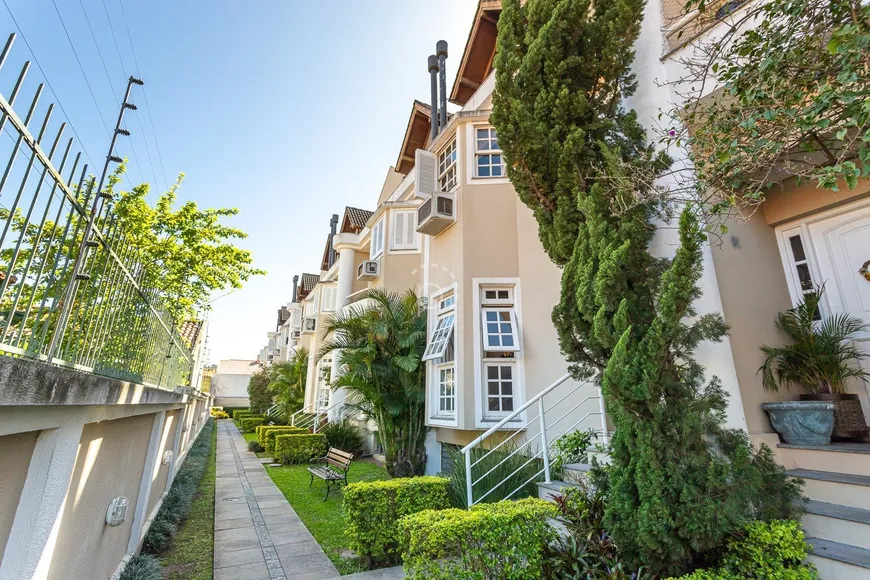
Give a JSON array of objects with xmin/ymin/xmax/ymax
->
[{"xmin": 789, "ymin": 200, "xmax": 870, "ymax": 421}]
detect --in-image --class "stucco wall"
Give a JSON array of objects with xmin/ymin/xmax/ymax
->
[
  {"xmin": 0, "ymin": 430, "xmax": 38, "ymax": 564},
  {"xmin": 212, "ymin": 373, "xmax": 250, "ymax": 399},
  {"xmin": 146, "ymin": 410, "xmax": 180, "ymax": 516},
  {"xmin": 763, "ymin": 179, "xmax": 870, "ymax": 226},
  {"xmin": 48, "ymin": 413, "xmax": 153, "ymax": 580}
]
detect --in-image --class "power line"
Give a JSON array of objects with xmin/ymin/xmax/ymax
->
[
  {"xmin": 100, "ymin": 0, "xmax": 127, "ymax": 74},
  {"xmin": 0, "ymin": 0, "xmax": 98, "ymax": 173}
]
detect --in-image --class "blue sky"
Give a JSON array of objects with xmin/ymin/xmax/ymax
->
[{"xmin": 0, "ymin": 0, "xmax": 478, "ymax": 363}]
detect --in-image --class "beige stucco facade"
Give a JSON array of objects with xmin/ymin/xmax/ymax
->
[{"xmin": 0, "ymin": 430, "xmax": 38, "ymax": 564}]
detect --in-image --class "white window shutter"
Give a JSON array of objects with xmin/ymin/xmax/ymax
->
[
  {"xmin": 394, "ymin": 212, "xmax": 406, "ymax": 248},
  {"xmin": 406, "ymin": 211, "xmax": 416, "ymax": 248},
  {"xmin": 415, "ymin": 149, "xmax": 437, "ymax": 197}
]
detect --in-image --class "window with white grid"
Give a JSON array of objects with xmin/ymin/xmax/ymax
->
[
  {"xmin": 438, "ymin": 139, "xmax": 457, "ymax": 192},
  {"xmin": 391, "ymin": 210, "xmax": 418, "ymax": 250},
  {"xmin": 485, "ymin": 364, "xmax": 514, "ymax": 413},
  {"xmin": 475, "ymin": 127, "xmax": 504, "ymax": 178},
  {"xmin": 423, "ymin": 312, "xmax": 455, "ymax": 361},
  {"xmin": 481, "ymin": 309, "xmax": 519, "ymax": 352},
  {"xmin": 316, "ymin": 358, "xmax": 331, "ymax": 409}
]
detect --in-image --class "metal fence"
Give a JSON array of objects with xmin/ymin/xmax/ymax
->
[{"xmin": 0, "ymin": 33, "xmax": 191, "ymax": 389}]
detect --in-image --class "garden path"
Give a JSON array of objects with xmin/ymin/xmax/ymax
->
[{"xmin": 214, "ymin": 420, "xmax": 340, "ymax": 580}]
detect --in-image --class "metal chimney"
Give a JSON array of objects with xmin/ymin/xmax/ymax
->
[
  {"xmin": 327, "ymin": 214, "xmax": 339, "ymax": 268},
  {"xmin": 436, "ymin": 41, "xmax": 448, "ymax": 130},
  {"xmin": 428, "ymin": 54, "xmax": 439, "ymax": 141},
  {"xmin": 292, "ymin": 274, "xmax": 299, "ymax": 303}
]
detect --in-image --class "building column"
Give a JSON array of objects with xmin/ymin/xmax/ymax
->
[
  {"xmin": 0, "ymin": 422, "xmax": 83, "ymax": 580},
  {"xmin": 329, "ymin": 239, "xmax": 358, "ymax": 421},
  {"xmin": 126, "ymin": 411, "xmax": 166, "ymax": 553}
]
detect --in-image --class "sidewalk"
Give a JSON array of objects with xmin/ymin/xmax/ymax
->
[{"xmin": 214, "ymin": 420, "xmax": 339, "ymax": 580}]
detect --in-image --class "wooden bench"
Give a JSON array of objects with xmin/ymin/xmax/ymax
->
[{"xmin": 307, "ymin": 447, "xmax": 353, "ymax": 500}]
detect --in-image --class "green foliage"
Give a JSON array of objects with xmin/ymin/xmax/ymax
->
[
  {"xmin": 142, "ymin": 419, "xmax": 214, "ymax": 554},
  {"xmin": 258, "ymin": 425, "xmax": 307, "ymax": 454},
  {"xmin": 670, "ymin": 520, "xmax": 818, "ymax": 579},
  {"xmin": 343, "ymin": 476, "xmax": 452, "ymax": 567},
  {"xmin": 274, "ymin": 433, "xmax": 328, "ymax": 464},
  {"xmin": 111, "ymin": 170, "xmax": 265, "ymax": 320},
  {"xmin": 247, "ymin": 369, "xmax": 274, "ymax": 414},
  {"xmin": 232, "ymin": 409, "xmax": 255, "ymax": 420},
  {"xmin": 239, "ymin": 416, "xmax": 264, "ymax": 433},
  {"xmin": 268, "ymin": 348, "xmax": 309, "ymax": 422},
  {"xmin": 320, "ymin": 289, "xmax": 428, "ymax": 477},
  {"xmin": 210, "ymin": 408, "xmax": 229, "ymax": 419},
  {"xmin": 550, "ymin": 428, "xmax": 597, "ymax": 478},
  {"xmin": 671, "ymin": 0, "xmax": 870, "ymax": 217},
  {"xmin": 248, "ymin": 439, "xmax": 264, "ymax": 453},
  {"xmin": 447, "ymin": 444, "xmax": 543, "ymax": 508},
  {"xmin": 320, "ymin": 418, "xmax": 366, "ymax": 457},
  {"xmin": 119, "ymin": 554, "xmax": 163, "ymax": 580},
  {"xmin": 399, "ymin": 498, "xmax": 558, "ymax": 580},
  {"xmin": 760, "ymin": 287, "xmax": 869, "ymax": 395},
  {"xmin": 543, "ymin": 481, "xmax": 647, "ymax": 579}
]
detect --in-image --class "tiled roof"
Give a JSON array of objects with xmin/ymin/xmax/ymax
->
[
  {"xmin": 345, "ymin": 207, "xmax": 374, "ymax": 230},
  {"xmin": 178, "ymin": 320, "xmax": 203, "ymax": 349},
  {"xmin": 301, "ymin": 273, "xmax": 319, "ymax": 292},
  {"xmin": 216, "ymin": 359, "xmax": 258, "ymax": 376}
]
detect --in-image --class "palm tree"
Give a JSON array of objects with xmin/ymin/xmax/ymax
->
[
  {"xmin": 319, "ymin": 289, "xmax": 428, "ymax": 477},
  {"xmin": 268, "ymin": 347, "xmax": 309, "ymax": 422}
]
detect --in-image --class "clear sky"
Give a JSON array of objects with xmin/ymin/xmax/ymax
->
[{"xmin": 0, "ymin": 0, "xmax": 478, "ymax": 363}]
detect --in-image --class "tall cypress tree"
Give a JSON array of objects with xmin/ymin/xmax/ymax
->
[{"xmin": 492, "ymin": 0, "xmax": 801, "ymax": 575}]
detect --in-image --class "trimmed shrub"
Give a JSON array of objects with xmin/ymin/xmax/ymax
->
[
  {"xmin": 232, "ymin": 409, "xmax": 255, "ymax": 420},
  {"xmin": 119, "ymin": 554, "xmax": 163, "ymax": 580},
  {"xmin": 256, "ymin": 424, "xmax": 305, "ymax": 447},
  {"xmin": 142, "ymin": 419, "xmax": 214, "ymax": 554},
  {"xmin": 400, "ymin": 498, "xmax": 558, "ymax": 579},
  {"xmin": 248, "ymin": 439, "xmax": 264, "ymax": 453},
  {"xmin": 671, "ymin": 520, "xmax": 818, "ymax": 579},
  {"xmin": 262, "ymin": 426, "xmax": 307, "ymax": 455},
  {"xmin": 210, "ymin": 408, "xmax": 229, "ymax": 419},
  {"xmin": 320, "ymin": 418, "xmax": 365, "ymax": 457},
  {"xmin": 344, "ymin": 476, "xmax": 452, "ymax": 566},
  {"xmin": 274, "ymin": 433, "xmax": 328, "ymax": 464},
  {"xmin": 239, "ymin": 416, "xmax": 265, "ymax": 432}
]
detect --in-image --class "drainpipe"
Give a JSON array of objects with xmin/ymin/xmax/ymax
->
[
  {"xmin": 292, "ymin": 275, "xmax": 299, "ymax": 303},
  {"xmin": 327, "ymin": 214, "xmax": 339, "ymax": 268},
  {"xmin": 437, "ymin": 40, "xmax": 448, "ymax": 130},
  {"xmin": 429, "ymin": 54, "xmax": 439, "ymax": 141}
]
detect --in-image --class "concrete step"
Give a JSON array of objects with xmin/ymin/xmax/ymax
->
[
  {"xmin": 778, "ymin": 443, "xmax": 870, "ymax": 477},
  {"xmin": 562, "ymin": 463, "xmax": 591, "ymax": 484},
  {"xmin": 536, "ymin": 480, "xmax": 579, "ymax": 501},
  {"xmin": 807, "ymin": 537, "xmax": 870, "ymax": 579},
  {"xmin": 787, "ymin": 469, "xmax": 870, "ymax": 509},
  {"xmin": 803, "ymin": 500, "xmax": 870, "ymax": 551}
]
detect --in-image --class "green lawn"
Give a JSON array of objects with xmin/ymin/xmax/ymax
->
[
  {"xmin": 160, "ymin": 420, "xmax": 217, "ymax": 579},
  {"xmin": 266, "ymin": 460, "xmax": 390, "ymax": 574}
]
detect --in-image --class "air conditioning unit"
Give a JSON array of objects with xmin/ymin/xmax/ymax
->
[
  {"xmin": 302, "ymin": 317, "xmax": 316, "ymax": 333},
  {"xmin": 357, "ymin": 259, "xmax": 380, "ymax": 281},
  {"xmin": 417, "ymin": 192, "xmax": 456, "ymax": 236},
  {"xmin": 291, "ymin": 329, "xmax": 301, "ymax": 339}
]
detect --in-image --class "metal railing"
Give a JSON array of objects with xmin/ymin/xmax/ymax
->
[
  {"xmin": 0, "ymin": 34, "xmax": 191, "ymax": 389},
  {"xmin": 460, "ymin": 373, "xmax": 608, "ymax": 508}
]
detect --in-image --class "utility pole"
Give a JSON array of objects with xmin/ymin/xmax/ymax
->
[{"xmin": 47, "ymin": 76, "xmax": 144, "ymax": 361}]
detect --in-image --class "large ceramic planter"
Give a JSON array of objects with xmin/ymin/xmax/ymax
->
[
  {"xmin": 762, "ymin": 401, "xmax": 834, "ymax": 446},
  {"xmin": 800, "ymin": 393, "xmax": 870, "ymax": 441}
]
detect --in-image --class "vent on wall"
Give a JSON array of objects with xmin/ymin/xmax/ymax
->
[
  {"xmin": 357, "ymin": 260, "xmax": 380, "ymax": 281},
  {"xmin": 417, "ymin": 193, "xmax": 456, "ymax": 236}
]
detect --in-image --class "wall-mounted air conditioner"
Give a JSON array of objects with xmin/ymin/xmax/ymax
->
[
  {"xmin": 291, "ymin": 329, "xmax": 301, "ymax": 339},
  {"xmin": 417, "ymin": 192, "xmax": 456, "ymax": 236},
  {"xmin": 357, "ymin": 259, "xmax": 380, "ymax": 281},
  {"xmin": 302, "ymin": 317, "xmax": 316, "ymax": 333}
]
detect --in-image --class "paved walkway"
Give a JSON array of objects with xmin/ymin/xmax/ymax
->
[{"xmin": 214, "ymin": 420, "xmax": 339, "ymax": 580}]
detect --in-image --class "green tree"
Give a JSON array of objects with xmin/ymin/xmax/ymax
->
[
  {"xmin": 319, "ymin": 289, "xmax": 427, "ymax": 477},
  {"xmin": 247, "ymin": 366, "xmax": 274, "ymax": 414},
  {"xmin": 268, "ymin": 347, "xmax": 309, "ymax": 422},
  {"xmin": 492, "ymin": 0, "xmax": 801, "ymax": 574}
]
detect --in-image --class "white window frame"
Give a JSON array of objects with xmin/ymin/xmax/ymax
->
[
  {"xmin": 322, "ymin": 285, "xmax": 337, "ymax": 312},
  {"xmin": 427, "ymin": 284, "xmax": 459, "ymax": 426},
  {"xmin": 480, "ymin": 308, "xmax": 520, "ymax": 352},
  {"xmin": 423, "ymin": 312, "xmax": 455, "ymax": 361},
  {"xmin": 316, "ymin": 357, "xmax": 332, "ymax": 410},
  {"xmin": 472, "ymin": 278, "xmax": 525, "ymax": 426},
  {"xmin": 484, "ymin": 363, "xmax": 516, "ymax": 415},
  {"xmin": 370, "ymin": 218, "xmax": 385, "ymax": 258},
  {"xmin": 438, "ymin": 138, "xmax": 458, "ymax": 192},
  {"xmin": 437, "ymin": 364, "xmax": 456, "ymax": 415},
  {"xmin": 473, "ymin": 126, "xmax": 505, "ymax": 178},
  {"xmin": 390, "ymin": 209, "xmax": 419, "ymax": 251}
]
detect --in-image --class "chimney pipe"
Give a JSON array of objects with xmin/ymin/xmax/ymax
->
[
  {"xmin": 436, "ymin": 40, "xmax": 448, "ymax": 130},
  {"xmin": 292, "ymin": 275, "xmax": 299, "ymax": 303},
  {"xmin": 428, "ymin": 54, "xmax": 439, "ymax": 141},
  {"xmin": 327, "ymin": 214, "xmax": 339, "ymax": 268}
]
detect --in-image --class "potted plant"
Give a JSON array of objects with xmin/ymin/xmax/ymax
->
[{"xmin": 759, "ymin": 289, "xmax": 869, "ymax": 444}]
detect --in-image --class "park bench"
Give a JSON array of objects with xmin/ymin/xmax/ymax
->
[{"xmin": 307, "ymin": 447, "xmax": 353, "ymax": 500}]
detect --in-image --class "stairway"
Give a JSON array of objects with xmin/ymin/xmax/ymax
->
[{"xmin": 780, "ymin": 443, "xmax": 870, "ymax": 579}]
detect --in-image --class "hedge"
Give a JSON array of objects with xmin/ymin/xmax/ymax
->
[
  {"xmin": 670, "ymin": 520, "xmax": 817, "ymax": 579},
  {"xmin": 399, "ymin": 498, "xmax": 558, "ymax": 579},
  {"xmin": 259, "ymin": 426, "xmax": 308, "ymax": 455},
  {"xmin": 232, "ymin": 409, "xmax": 255, "ymax": 420},
  {"xmin": 274, "ymin": 433, "xmax": 328, "ymax": 464},
  {"xmin": 118, "ymin": 554, "xmax": 162, "ymax": 580},
  {"xmin": 344, "ymin": 476, "xmax": 452, "ymax": 566},
  {"xmin": 239, "ymin": 416, "xmax": 265, "ymax": 432}
]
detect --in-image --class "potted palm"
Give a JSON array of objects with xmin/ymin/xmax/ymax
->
[{"xmin": 759, "ymin": 289, "xmax": 869, "ymax": 444}]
